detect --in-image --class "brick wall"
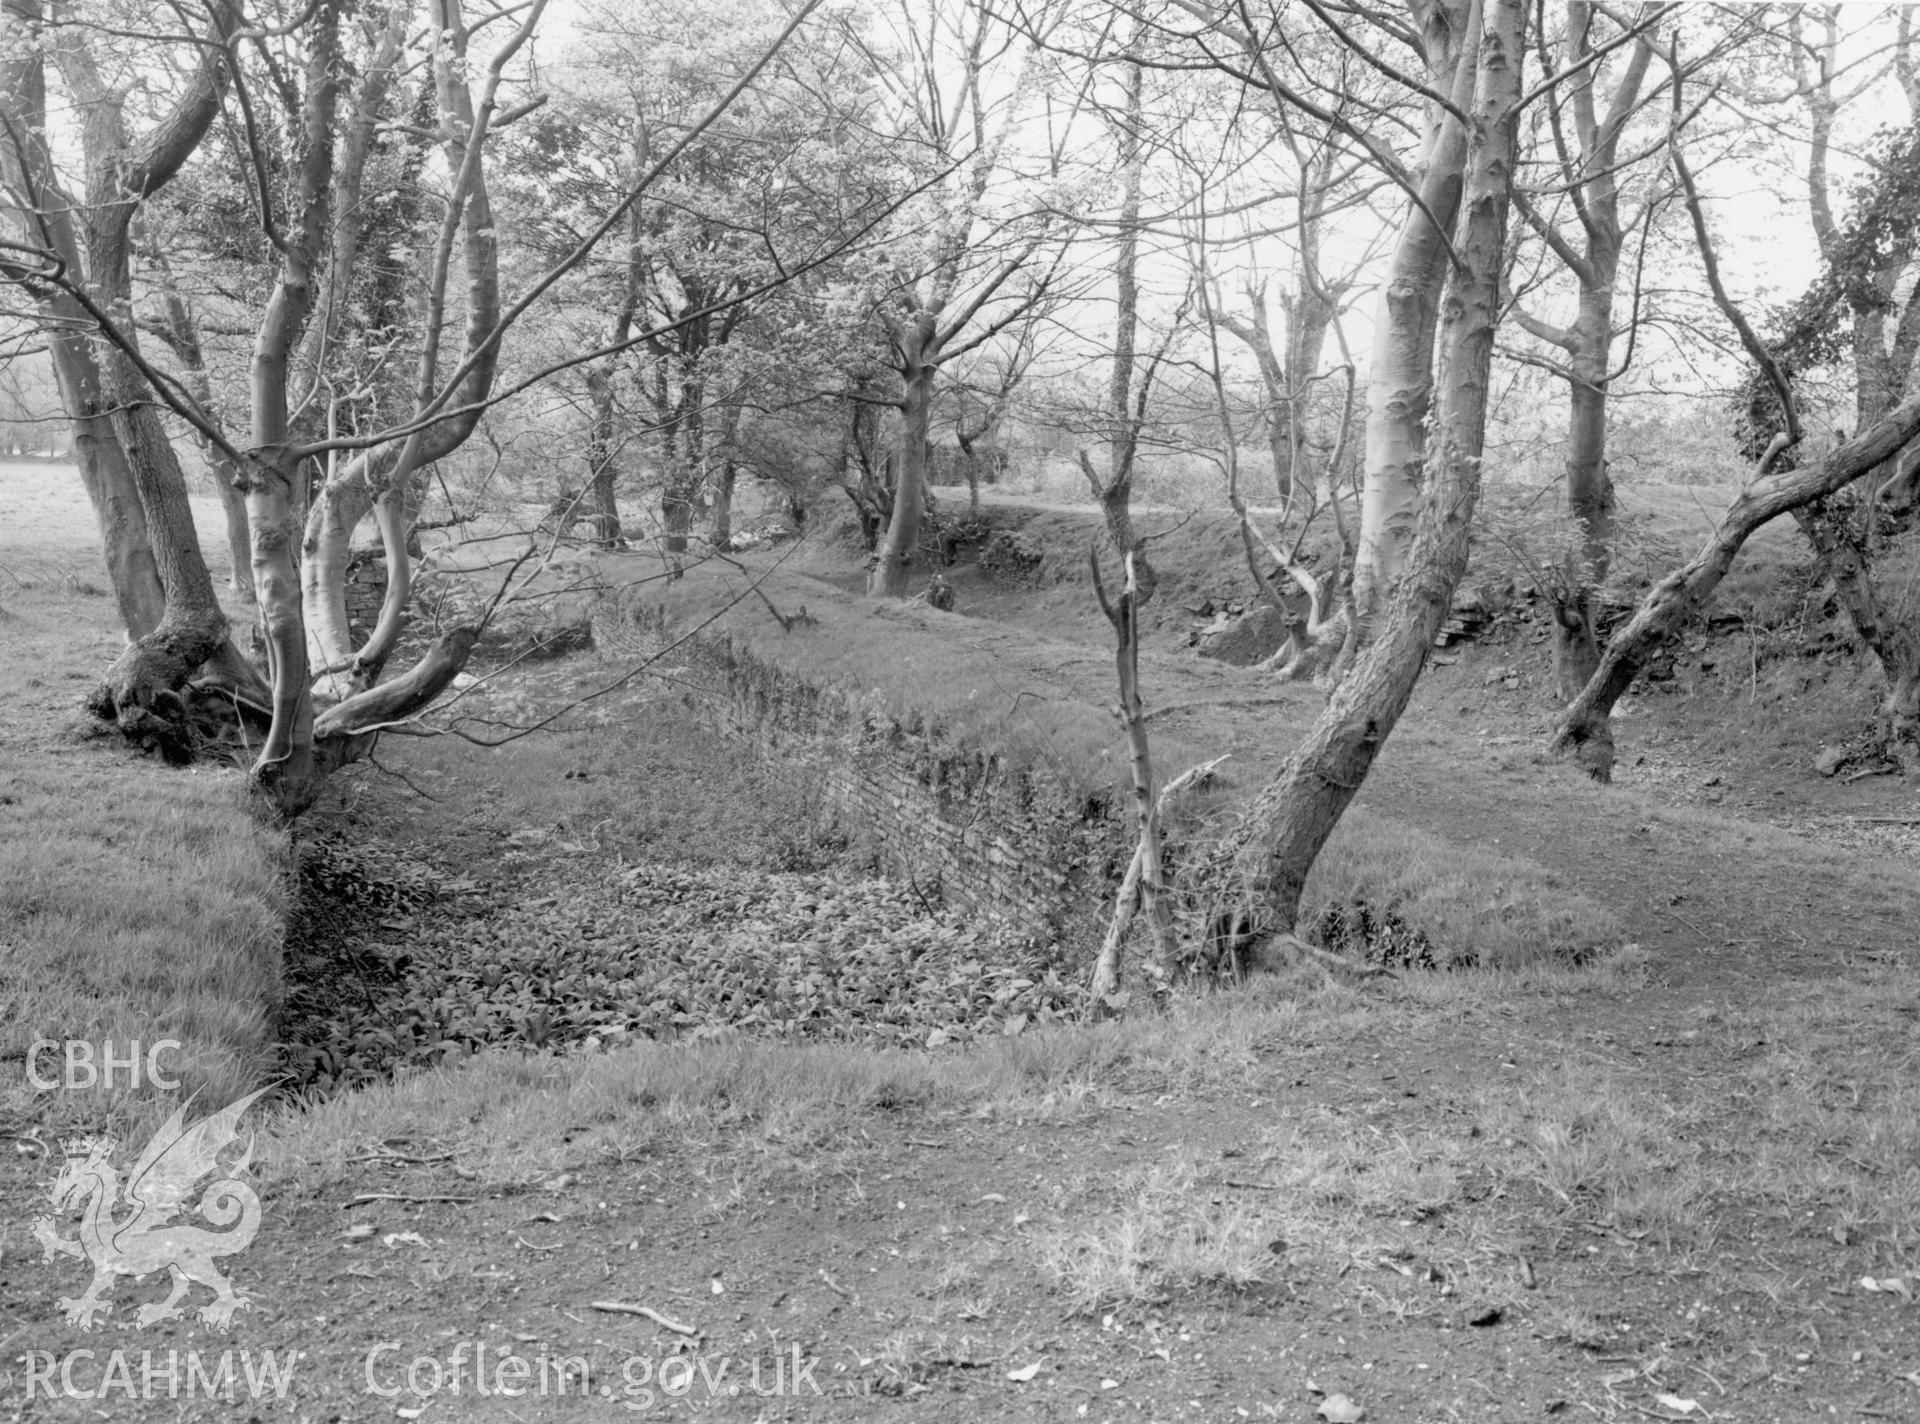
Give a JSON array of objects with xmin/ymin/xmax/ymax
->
[{"xmin": 345, "ymin": 551, "xmax": 386, "ymax": 639}]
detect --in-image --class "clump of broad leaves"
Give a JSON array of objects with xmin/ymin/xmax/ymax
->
[{"xmin": 281, "ymin": 844, "xmax": 1084, "ymax": 1096}]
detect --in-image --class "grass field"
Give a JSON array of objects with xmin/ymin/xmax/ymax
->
[{"xmin": 0, "ymin": 463, "xmax": 284, "ymax": 1136}]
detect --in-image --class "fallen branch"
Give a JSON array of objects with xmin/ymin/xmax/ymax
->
[
  {"xmin": 589, "ymin": 1301, "xmax": 698, "ymax": 1336},
  {"xmin": 1160, "ymin": 753, "xmax": 1231, "ymax": 803},
  {"xmin": 344, "ymin": 1150, "xmax": 455, "ymax": 1166},
  {"xmin": 343, "ymin": 1192, "xmax": 476, "ymax": 1208},
  {"xmin": 1142, "ymin": 694, "xmax": 1304, "ymax": 722},
  {"xmin": 1259, "ymin": 932, "xmax": 1399, "ymax": 981}
]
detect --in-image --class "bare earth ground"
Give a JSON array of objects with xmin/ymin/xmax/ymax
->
[{"xmin": 3, "ymin": 466, "xmax": 1919, "ymax": 1423}]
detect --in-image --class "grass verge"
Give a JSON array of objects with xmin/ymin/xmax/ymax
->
[{"xmin": 266, "ymin": 1030, "xmax": 1116, "ymax": 1188}]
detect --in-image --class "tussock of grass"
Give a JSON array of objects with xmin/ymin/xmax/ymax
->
[
  {"xmin": 1477, "ymin": 1064, "xmax": 1717, "ymax": 1250},
  {"xmin": 1038, "ymin": 1161, "xmax": 1281, "ymax": 1313},
  {"xmin": 0, "ymin": 586, "xmax": 287, "ymax": 1137},
  {"xmin": 1302, "ymin": 807, "xmax": 1628, "ymax": 969},
  {"xmin": 1257, "ymin": 1111, "xmax": 1475, "ymax": 1221}
]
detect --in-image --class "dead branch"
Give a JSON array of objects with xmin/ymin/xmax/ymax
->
[{"xmin": 588, "ymin": 1301, "xmax": 698, "ymax": 1336}]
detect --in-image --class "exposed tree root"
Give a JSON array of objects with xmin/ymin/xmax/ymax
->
[{"xmin": 86, "ymin": 610, "xmax": 230, "ymax": 763}]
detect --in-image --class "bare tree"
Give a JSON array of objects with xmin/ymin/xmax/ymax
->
[
  {"xmin": 1086, "ymin": 548, "xmax": 1181, "ymax": 996},
  {"xmin": 1506, "ymin": 0, "xmax": 1667, "ymax": 697},
  {"xmin": 862, "ymin": 0, "xmax": 1063, "ymax": 596},
  {"xmin": 0, "ymin": 0, "xmax": 259, "ymax": 730},
  {"xmin": 1193, "ymin": 0, "xmax": 1529, "ymax": 970},
  {"xmin": 949, "ymin": 328, "xmax": 1037, "ymax": 511},
  {"xmin": 1073, "ymin": 45, "xmax": 1188, "ymax": 605},
  {"xmin": 2, "ymin": 0, "xmax": 831, "ymax": 813},
  {"xmin": 1556, "ymin": 48, "xmax": 1920, "ymax": 775}
]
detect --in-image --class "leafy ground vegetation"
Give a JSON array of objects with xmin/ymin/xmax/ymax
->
[
  {"xmin": 283, "ymin": 841, "xmax": 1084, "ymax": 1094},
  {"xmin": 5, "ymin": 478, "xmax": 1920, "ymax": 1423}
]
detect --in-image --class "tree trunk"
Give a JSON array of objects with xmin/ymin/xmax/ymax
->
[
  {"xmin": 1853, "ymin": 290, "xmax": 1899, "ymax": 432},
  {"xmin": 584, "ymin": 365, "xmax": 625, "ymax": 548},
  {"xmin": 1210, "ymin": 0, "xmax": 1522, "ymax": 970},
  {"xmin": 151, "ymin": 279, "xmax": 256, "ymax": 603},
  {"xmin": 956, "ymin": 432, "xmax": 984, "ymax": 514},
  {"xmin": 242, "ymin": 0, "xmax": 344, "ymax": 813},
  {"xmin": 1077, "ymin": 56, "xmax": 1166, "ymax": 608},
  {"xmin": 871, "ymin": 339, "xmax": 933, "ymax": 597},
  {"xmin": 297, "ymin": 0, "xmax": 507, "ymax": 700},
  {"xmin": 243, "ymin": 448, "xmax": 317, "ymax": 809},
  {"xmin": 1791, "ymin": 497, "xmax": 1920, "ymax": 766},
  {"xmin": 1277, "ymin": 285, "xmax": 1338, "ymax": 506},
  {"xmin": 350, "ymin": 487, "xmax": 413, "ymax": 690},
  {"xmin": 92, "ymin": 348, "xmax": 230, "ymax": 723},
  {"xmin": 0, "ymin": 10, "xmax": 169, "ymax": 638},
  {"xmin": 210, "ymin": 456, "xmax": 255, "ymax": 604},
  {"xmin": 1345, "ymin": 0, "xmax": 1480, "ymax": 657},
  {"xmin": 1555, "ymin": 395, "xmax": 1920, "ymax": 778},
  {"xmin": 711, "ymin": 458, "xmax": 737, "ymax": 550},
  {"xmin": 314, "ymin": 624, "xmax": 478, "ymax": 749},
  {"xmin": 43, "ymin": 326, "xmax": 166, "ymax": 637},
  {"xmin": 1094, "ymin": 478, "xmax": 1156, "ymax": 606},
  {"xmin": 662, "ymin": 486, "xmax": 695, "ymax": 552},
  {"xmin": 1088, "ymin": 550, "xmax": 1177, "ymax": 1001},
  {"xmin": 1554, "ymin": 289, "xmax": 1616, "ymax": 698},
  {"xmin": 1522, "ymin": 1, "xmax": 1652, "ymax": 700},
  {"xmin": 302, "ymin": 470, "xmax": 376, "ymax": 678},
  {"xmin": 660, "ymin": 383, "xmax": 705, "ymax": 555},
  {"xmin": 1788, "ymin": 276, "xmax": 1914, "ymax": 744},
  {"xmin": 1884, "ymin": 660, "xmax": 1920, "ymax": 772},
  {"xmin": 55, "ymin": 0, "xmax": 233, "ymax": 704},
  {"xmin": 709, "ymin": 402, "xmax": 741, "ymax": 550}
]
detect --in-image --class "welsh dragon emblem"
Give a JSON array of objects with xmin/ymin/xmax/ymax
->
[{"xmin": 31, "ymin": 1089, "xmax": 266, "ymax": 1331}]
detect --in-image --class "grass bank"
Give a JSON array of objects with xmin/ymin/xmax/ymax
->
[
  {"xmin": 598, "ymin": 551, "xmax": 1180, "ymax": 799},
  {"xmin": 600, "ymin": 551, "xmax": 1632, "ymax": 972}
]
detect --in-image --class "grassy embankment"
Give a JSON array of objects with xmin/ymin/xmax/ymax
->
[{"xmin": 599, "ymin": 548, "xmax": 1631, "ymax": 971}]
